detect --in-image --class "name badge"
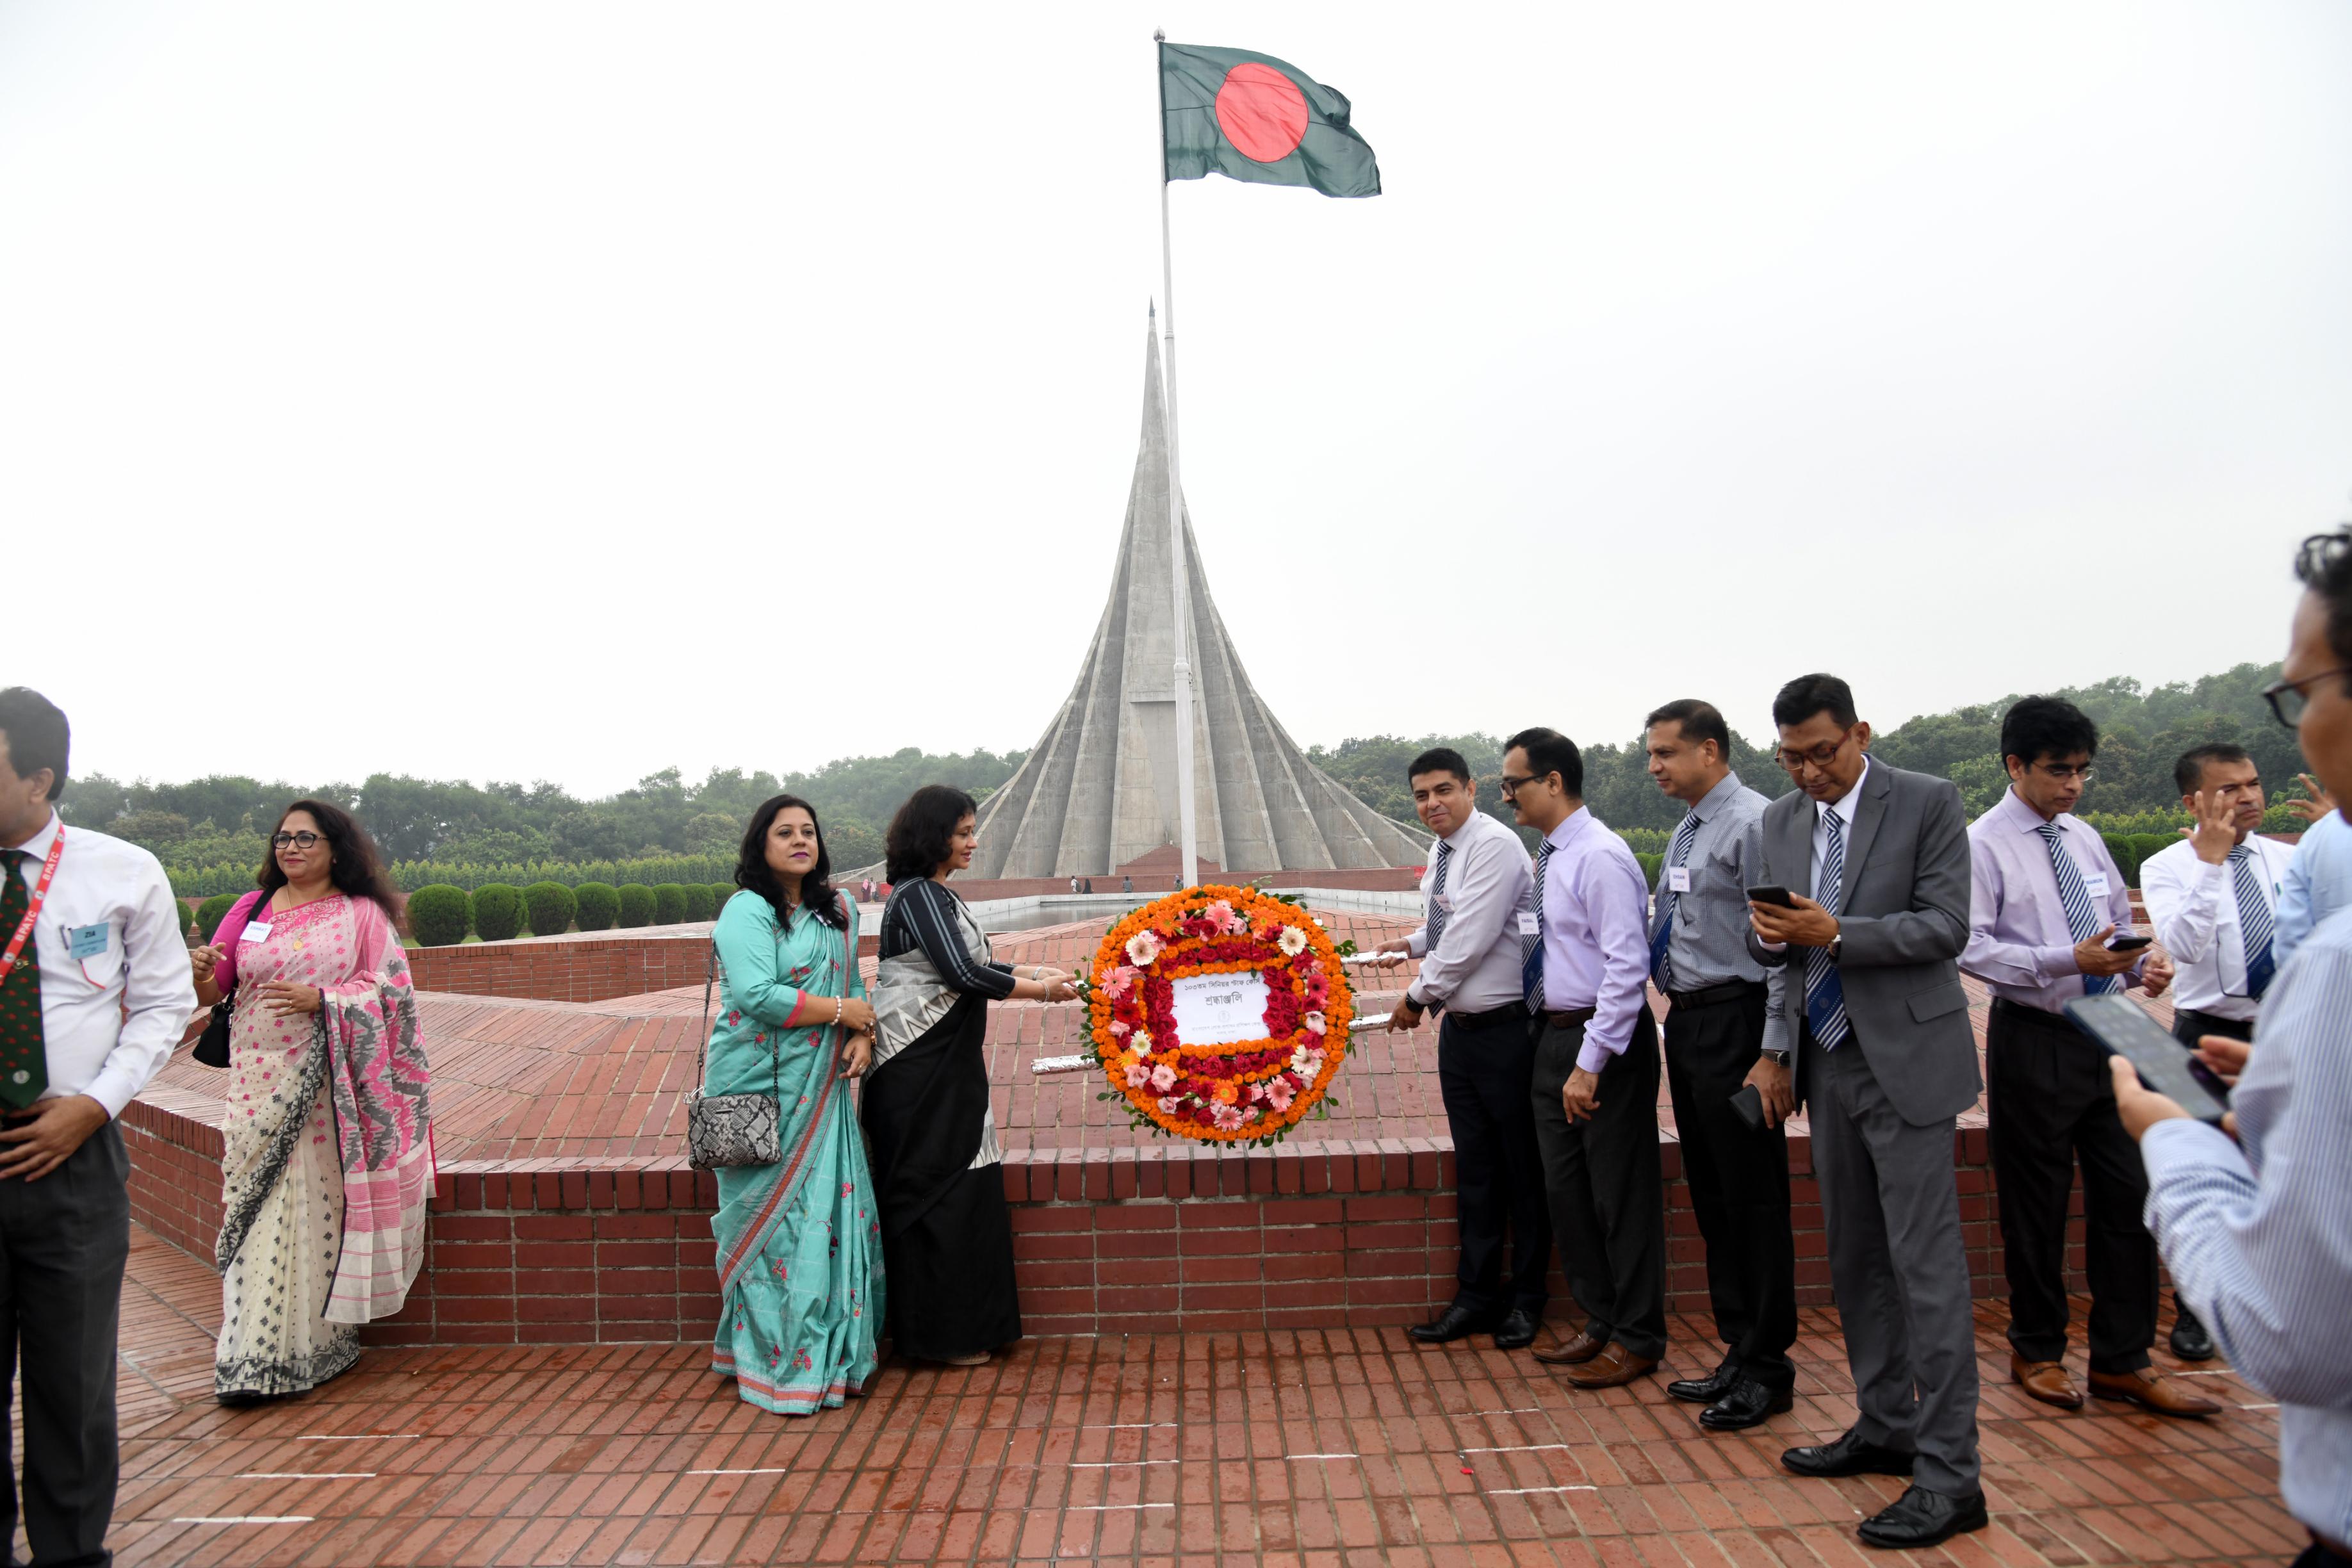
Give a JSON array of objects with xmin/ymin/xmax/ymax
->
[
  {"xmin": 1516, "ymin": 910, "xmax": 1539, "ymax": 937},
  {"xmin": 240, "ymin": 920, "xmax": 273, "ymax": 943},
  {"xmin": 67, "ymin": 922, "xmax": 109, "ymax": 960},
  {"xmin": 1667, "ymin": 866, "xmax": 1692, "ymax": 894},
  {"xmin": 2083, "ymin": 874, "xmax": 2111, "ymax": 899}
]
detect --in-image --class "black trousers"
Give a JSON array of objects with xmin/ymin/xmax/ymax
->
[
  {"xmin": 1530, "ymin": 1005, "xmax": 1666, "ymax": 1359},
  {"xmin": 1435, "ymin": 1004, "xmax": 1549, "ymax": 1313},
  {"xmin": 1662, "ymin": 984, "xmax": 1795, "ymax": 1386},
  {"xmin": 1985, "ymin": 999, "xmax": 2157, "ymax": 1373},
  {"xmin": 1, "ymin": 1119, "xmax": 129, "ymax": 1568}
]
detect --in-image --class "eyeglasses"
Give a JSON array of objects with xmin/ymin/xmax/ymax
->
[
  {"xmin": 1774, "ymin": 730, "xmax": 1857, "ymax": 774},
  {"xmin": 2032, "ymin": 763, "xmax": 2096, "ymax": 783},
  {"xmin": 272, "ymin": 831, "xmax": 322, "ymax": 849},
  {"xmin": 2264, "ymin": 667, "xmax": 2349, "ymax": 729},
  {"xmin": 1497, "ymin": 773, "xmax": 1553, "ymax": 796}
]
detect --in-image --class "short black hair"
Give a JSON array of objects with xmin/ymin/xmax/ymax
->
[
  {"xmin": 1771, "ymin": 673, "xmax": 1857, "ymax": 731},
  {"xmin": 1406, "ymin": 747, "xmax": 1471, "ymax": 786},
  {"xmin": 0, "ymin": 687, "xmax": 69, "ymax": 801},
  {"xmin": 885, "ymin": 783, "xmax": 979, "ymax": 884},
  {"xmin": 1503, "ymin": 727, "xmax": 1583, "ymax": 797},
  {"xmin": 2295, "ymin": 527, "xmax": 2352, "ymax": 681},
  {"xmin": 2174, "ymin": 743, "xmax": 2253, "ymax": 798},
  {"xmin": 1644, "ymin": 698, "xmax": 1729, "ymax": 756},
  {"xmin": 2000, "ymin": 696, "xmax": 2098, "ymax": 769}
]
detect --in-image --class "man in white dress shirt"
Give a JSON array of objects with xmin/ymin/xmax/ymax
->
[
  {"xmin": 0, "ymin": 688, "xmax": 195, "ymax": 1568},
  {"xmin": 2137, "ymin": 740, "xmax": 2294, "ymax": 1362},
  {"xmin": 1375, "ymin": 749, "xmax": 1546, "ymax": 1350}
]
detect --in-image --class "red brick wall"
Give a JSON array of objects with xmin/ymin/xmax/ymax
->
[
  {"xmin": 405, "ymin": 937, "xmax": 713, "ymax": 1004},
  {"xmin": 121, "ymin": 1094, "xmax": 2077, "ymax": 1346}
]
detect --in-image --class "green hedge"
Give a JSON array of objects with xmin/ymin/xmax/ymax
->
[
  {"xmin": 523, "ymin": 881, "xmax": 576, "ymax": 938},
  {"xmin": 652, "ymin": 883, "xmax": 689, "ymax": 925},
  {"xmin": 169, "ymin": 897, "xmax": 194, "ymax": 936},
  {"xmin": 407, "ymin": 885, "xmax": 471, "ymax": 947},
  {"xmin": 197, "ymin": 892, "xmax": 240, "ymax": 942},
  {"xmin": 680, "ymin": 883, "xmax": 714, "ymax": 922},
  {"xmin": 471, "ymin": 883, "xmax": 523, "ymax": 942},
  {"xmin": 2100, "ymin": 834, "xmax": 2140, "ymax": 890},
  {"xmin": 574, "ymin": 881, "xmax": 619, "ymax": 932},
  {"xmin": 709, "ymin": 883, "xmax": 735, "ymax": 917},
  {"xmin": 1635, "ymin": 851, "xmax": 1662, "ymax": 892},
  {"xmin": 165, "ymin": 853, "xmax": 738, "ymax": 900},
  {"xmin": 616, "ymin": 883, "xmax": 655, "ymax": 928}
]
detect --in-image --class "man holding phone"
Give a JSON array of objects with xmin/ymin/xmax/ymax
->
[
  {"xmin": 1745, "ymin": 673, "xmax": 1985, "ymax": 1551},
  {"xmin": 1959, "ymin": 698, "xmax": 2214, "ymax": 1419},
  {"xmin": 1639, "ymin": 699, "xmax": 1796, "ymax": 1432}
]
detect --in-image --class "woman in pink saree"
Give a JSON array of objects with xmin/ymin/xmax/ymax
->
[{"xmin": 190, "ymin": 800, "xmax": 432, "ymax": 1401}]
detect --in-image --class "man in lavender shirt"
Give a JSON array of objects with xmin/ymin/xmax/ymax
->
[
  {"xmin": 1961, "ymin": 697, "xmax": 2217, "ymax": 1421},
  {"xmin": 1501, "ymin": 726, "xmax": 1665, "ymax": 1388}
]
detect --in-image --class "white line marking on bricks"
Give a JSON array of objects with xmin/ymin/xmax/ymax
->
[
  {"xmin": 1066, "ymin": 1502, "xmax": 1175, "ymax": 1511},
  {"xmin": 688, "ymin": 1467, "xmax": 790, "ymax": 1476},
  {"xmin": 1460, "ymin": 1444, "xmax": 1572, "ymax": 1453},
  {"xmin": 1286, "ymin": 1453, "xmax": 1359, "ymax": 1460},
  {"xmin": 1070, "ymin": 1459, "xmax": 1182, "ymax": 1467},
  {"xmin": 1488, "ymin": 1485, "xmax": 1597, "ymax": 1494}
]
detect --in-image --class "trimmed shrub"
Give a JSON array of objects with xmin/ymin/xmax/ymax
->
[
  {"xmin": 1635, "ymin": 852, "xmax": 1662, "ymax": 892},
  {"xmin": 709, "ymin": 882, "xmax": 737, "ymax": 917},
  {"xmin": 616, "ymin": 883, "xmax": 656, "ymax": 928},
  {"xmin": 197, "ymin": 892, "xmax": 239, "ymax": 942},
  {"xmin": 680, "ymin": 883, "xmax": 714, "ymax": 922},
  {"xmin": 168, "ymin": 898, "xmax": 194, "ymax": 937},
  {"xmin": 407, "ymin": 885, "xmax": 471, "ymax": 947},
  {"xmin": 2100, "ymin": 834, "xmax": 2139, "ymax": 890},
  {"xmin": 523, "ymin": 880, "xmax": 576, "ymax": 938},
  {"xmin": 471, "ymin": 883, "xmax": 523, "ymax": 943},
  {"xmin": 574, "ymin": 881, "xmax": 619, "ymax": 931},
  {"xmin": 652, "ymin": 883, "xmax": 689, "ymax": 925},
  {"xmin": 2128, "ymin": 833, "xmax": 2176, "ymax": 876}
]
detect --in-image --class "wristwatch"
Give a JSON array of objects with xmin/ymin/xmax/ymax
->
[
  {"xmin": 1827, "ymin": 933, "xmax": 1843, "ymax": 964},
  {"xmin": 1763, "ymin": 1049, "xmax": 1791, "ymax": 1067}
]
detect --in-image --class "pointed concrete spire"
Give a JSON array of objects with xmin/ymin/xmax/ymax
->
[{"xmin": 968, "ymin": 317, "xmax": 1430, "ymax": 879}]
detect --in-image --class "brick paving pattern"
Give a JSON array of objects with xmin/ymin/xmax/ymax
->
[{"xmin": 74, "ymin": 1219, "xmax": 2294, "ymax": 1567}]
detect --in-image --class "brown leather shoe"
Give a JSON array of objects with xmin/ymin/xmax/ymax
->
[
  {"xmin": 2009, "ymin": 1353, "xmax": 2084, "ymax": 1410},
  {"xmin": 1560, "ymin": 1341, "xmax": 1659, "ymax": 1389},
  {"xmin": 2088, "ymin": 1367, "xmax": 2222, "ymax": 1417},
  {"xmin": 1531, "ymin": 1327, "xmax": 1607, "ymax": 1366}
]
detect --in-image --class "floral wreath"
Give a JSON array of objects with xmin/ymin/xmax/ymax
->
[{"xmin": 1085, "ymin": 884, "xmax": 1355, "ymax": 1145}]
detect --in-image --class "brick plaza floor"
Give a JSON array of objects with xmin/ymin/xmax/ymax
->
[{"xmin": 57, "ymin": 1223, "xmax": 2302, "ymax": 1567}]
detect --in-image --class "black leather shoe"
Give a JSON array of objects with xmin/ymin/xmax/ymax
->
[
  {"xmin": 1779, "ymin": 1427, "xmax": 1916, "ymax": 1479},
  {"xmin": 1492, "ymin": 1308, "xmax": 1540, "ymax": 1350},
  {"xmin": 1407, "ymin": 1302, "xmax": 1499, "ymax": 1344},
  {"xmin": 2170, "ymin": 1305, "xmax": 2215, "ymax": 1362},
  {"xmin": 1667, "ymin": 1357, "xmax": 1741, "ymax": 1405},
  {"xmin": 1699, "ymin": 1375, "xmax": 1794, "ymax": 1432},
  {"xmin": 1855, "ymin": 1484, "xmax": 1988, "ymax": 1549}
]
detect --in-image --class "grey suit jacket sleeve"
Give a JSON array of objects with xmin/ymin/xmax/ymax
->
[{"xmin": 1837, "ymin": 777, "xmax": 1970, "ymax": 968}]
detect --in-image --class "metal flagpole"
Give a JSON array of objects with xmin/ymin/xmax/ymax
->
[{"xmin": 1155, "ymin": 29, "xmax": 1200, "ymax": 890}]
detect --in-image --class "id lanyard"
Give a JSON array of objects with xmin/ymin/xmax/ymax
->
[{"xmin": 0, "ymin": 829, "xmax": 65, "ymax": 984}]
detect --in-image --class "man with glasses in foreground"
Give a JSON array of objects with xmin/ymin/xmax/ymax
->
[
  {"xmin": 1746, "ymin": 674, "xmax": 1985, "ymax": 1550},
  {"xmin": 1959, "ymin": 698, "xmax": 2216, "ymax": 1419},
  {"xmin": 2118, "ymin": 527, "xmax": 2352, "ymax": 1567},
  {"xmin": 2137, "ymin": 739, "xmax": 2294, "ymax": 1362}
]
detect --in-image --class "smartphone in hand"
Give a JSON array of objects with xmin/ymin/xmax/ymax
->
[{"xmin": 1746, "ymin": 885, "xmax": 1795, "ymax": 908}]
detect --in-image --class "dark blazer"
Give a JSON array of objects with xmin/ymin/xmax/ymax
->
[{"xmin": 1750, "ymin": 758, "xmax": 1980, "ymax": 1126}]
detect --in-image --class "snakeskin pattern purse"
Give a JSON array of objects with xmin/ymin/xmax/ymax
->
[{"xmin": 687, "ymin": 940, "xmax": 783, "ymax": 1170}]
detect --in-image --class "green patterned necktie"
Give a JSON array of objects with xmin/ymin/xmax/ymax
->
[{"xmin": 0, "ymin": 849, "xmax": 47, "ymax": 1108}]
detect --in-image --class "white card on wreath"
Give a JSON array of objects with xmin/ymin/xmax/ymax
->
[{"xmin": 1169, "ymin": 970, "xmax": 1272, "ymax": 1047}]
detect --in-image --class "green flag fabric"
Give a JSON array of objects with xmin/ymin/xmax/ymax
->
[{"xmin": 1161, "ymin": 42, "xmax": 1380, "ymax": 199}]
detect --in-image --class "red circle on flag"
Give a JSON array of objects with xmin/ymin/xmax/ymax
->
[{"xmin": 1214, "ymin": 62, "xmax": 1310, "ymax": 163}]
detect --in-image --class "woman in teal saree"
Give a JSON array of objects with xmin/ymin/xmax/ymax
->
[{"xmin": 705, "ymin": 794, "xmax": 884, "ymax": 1415}]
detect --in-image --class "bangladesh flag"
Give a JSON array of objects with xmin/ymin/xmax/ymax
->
[{"xmin": 1161, "ymin": 42, "xmax": 1381, "ymax": 199}]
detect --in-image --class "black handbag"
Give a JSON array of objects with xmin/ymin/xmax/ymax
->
[{"xmin": 191, "ymin": 892, "xmax": 264, "ymax": 1068}]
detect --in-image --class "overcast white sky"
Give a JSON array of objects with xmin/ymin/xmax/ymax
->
[{"xmin": 7, "ymin": 1, "xmax": 2349, "ymax": 797}]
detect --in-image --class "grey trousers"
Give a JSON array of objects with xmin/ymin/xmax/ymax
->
[
  {"xmin": 1805, "ymin": 1027, "xmax": 1980, "ymax": 1495},
  {"xmin": 1, "ymin": 1119, "xmax": 129, "ymax": 1568}
]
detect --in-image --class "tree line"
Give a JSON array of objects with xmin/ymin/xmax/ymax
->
[{"xmin": 61, "ymin": 662, "xmax": 2310, "ymax": 887}]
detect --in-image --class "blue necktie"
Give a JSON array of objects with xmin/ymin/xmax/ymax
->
[
  {"xmin": 1522, "ymin": 839, "xmax": 1553, "ymax": 1009},
  {"xmin": 2036, "ymin": 822, "xmax": 2117, "ymax": 997},
  {"xmin": 2230, "ymin": 844, "xmax": 2277, "ymax": 1000},
  {"xmin": 1804, "ymin": 813, "xmax": 1850, "ymax": 1049},
  {"xmin": 1426, "ymin": 839, "xmax": 1453, "ymax": 952},
  {"xmin": 1649, "ymin": 811, "xmax": 1700, "ymax": 989}
]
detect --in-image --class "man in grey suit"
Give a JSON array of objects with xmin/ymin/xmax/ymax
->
[{"xmin": 1746, "ymin": 673, "xmax": 1985, "ymax": 1551}]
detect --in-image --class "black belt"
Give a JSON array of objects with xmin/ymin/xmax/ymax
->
[
  {"xmin": 1664, "ymin": 979, "xmax": 1765, "ymax": 1011},
  {"xmin": 1443, "ymin": 1000, "xmax": 1528, "ymax": 1026},
  {"xmin": 1542, "ymin": 1006, "xmax": 1598, "ymax": 1030}
]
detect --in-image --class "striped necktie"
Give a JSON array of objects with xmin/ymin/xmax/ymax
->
[
  {"xmin": 2036, "ymin": 822, "xmax": 2117, "ymax": 997},
  {"xmin": 0, "ymin": 850, "xmax": 47, "ymax": 1109},
  {"xmin": 2229, "ymin": 843, "xmax": 2277, "ymax": 999},
  {"xmin": 1804, "ymin": 813, "xmax": 1850, "ymax": 1049},
  {"xmin": 1426, "ymin": 839, "xmax": 1454, "ymax": 952},
  {"xmin": 1649, "ymin": 810, "xmax": 1700, "ymax": 990},
  {"xmin": 1522, "ymin": 838, "xmax": 1553, "ymax": 1009}
]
